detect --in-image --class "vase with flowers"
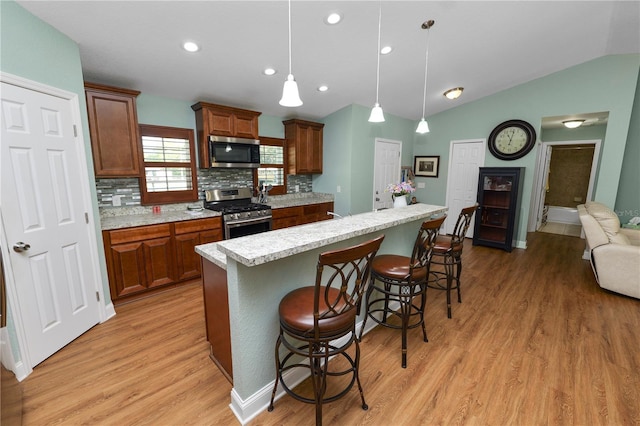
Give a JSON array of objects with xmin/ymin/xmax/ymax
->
[{"xmin": 385, "ymin": 181, "xmax": 416, "ymax": 208}]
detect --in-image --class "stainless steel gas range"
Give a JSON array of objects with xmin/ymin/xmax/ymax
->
[{"xmin": 203, "ymin": 187, "xmax": 272, "ymax": 239}]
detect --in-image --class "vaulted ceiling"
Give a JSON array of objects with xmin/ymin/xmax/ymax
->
[{"xmin": 17, "ymin": 1, "xmax": 640, "ymax": 121}]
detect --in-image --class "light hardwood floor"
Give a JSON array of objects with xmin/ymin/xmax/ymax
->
[{"xmin": 21, "ymin": 232, "xmax": 639, "ymax": 425}]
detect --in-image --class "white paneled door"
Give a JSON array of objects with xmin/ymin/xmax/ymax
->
[
  {"xmin": 1, "ymin": 81, "xmax": 100, "ymax": 367},
  {"xmin": 373, "ymin": 138, "xmax": 402, "ymax": 211},
  {"xmin": 445, "ymin": 139, "xmax": 485, "ymax": 236}
]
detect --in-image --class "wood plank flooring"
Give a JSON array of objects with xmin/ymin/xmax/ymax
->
[{"xmin": 20, "ymin": 232, "xmax": 640, "ymax": 425}]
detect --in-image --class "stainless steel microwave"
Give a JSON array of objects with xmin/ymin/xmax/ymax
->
[{"xmin": 209, "ymin": 135, "xmax": 260, "ymax": 168}]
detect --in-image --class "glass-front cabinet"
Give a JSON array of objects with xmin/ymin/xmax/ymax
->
[{"xmin": 473, "ymin": 167, "xmax": 524, "ymax": 252}]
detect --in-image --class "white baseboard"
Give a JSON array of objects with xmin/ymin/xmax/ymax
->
[{"xmin": 102, "ymin": 302, "xmax": 116, "ymax": 322}]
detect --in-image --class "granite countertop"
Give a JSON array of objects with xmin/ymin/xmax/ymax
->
[
  {"xmin": 196, "ymin": 203, "xmax": 447, "ymax": 268},
  {"xmin": 99, "ymin": 193, "xmax": 334, "ymax": 231}
]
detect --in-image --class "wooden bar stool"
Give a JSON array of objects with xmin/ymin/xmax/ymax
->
[
  {"xmin": 427, "ymin": 204, "xmax": 477, "ymax": 318},
  {"xmin": 359, "ymin": 216, "xmax": 445, "ymax": 368},
  {"xmin": 268, "ymin": 235, "xmax": 385, "ymax": 426}
]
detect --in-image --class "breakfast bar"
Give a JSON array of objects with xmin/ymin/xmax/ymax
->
[{"xmin": 195, "ymin": 203, "xmax": 447, "ymax": 423}]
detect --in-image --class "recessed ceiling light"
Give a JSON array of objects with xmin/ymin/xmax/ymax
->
[
  {"xmin": 318, "ymin": 85, "xmax": 329, "ymax": 92},
  {"xmin": 263, "ymin": 68, "xmax": 277, "ymax": 76},
  {"xmin": 325, "ymin": 12, "xmax": 342, "ymax": 25},
  {"xmin": 380, "ymin": 46, "xmax": 393, "ymax": 55},
  {"xmin": 182, "ymin": 41, "xmax": 199, "ymax": 53}
]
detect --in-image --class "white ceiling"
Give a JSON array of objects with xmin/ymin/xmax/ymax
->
[{"xmin": 16, "ymin": 1, "xmax": 640, "ymax": 122}]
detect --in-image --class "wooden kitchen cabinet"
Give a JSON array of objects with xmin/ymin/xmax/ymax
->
[
  {"xmin": 103, "ymin": 217, "xmax": 223, "ymax": 304},
  {"xmin": 272, "ymin": 202, "xmax": 334, "ymax": 230},
  {"xmin": 191, "ymin": 102, "xmax": 261, "ymax": 168},
  {"xmin": 284, "ymin": 119, "xmax": 324, "ymax": 174},
  {"xmin": 174, "ymin": 218, "xmax": 223, "ymax": 281},
  {"xmin": 85, "ymin": 82, "xmax": 141, "ymax": 177},
  {"xmin": 103, "ymin": 224, "xmax": 175, "ymax": 300}
]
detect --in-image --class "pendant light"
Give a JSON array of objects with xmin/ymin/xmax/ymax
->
[
  {"xmin": 279, "ymin": 0, "xmax": 302, "ymax": 107},
  {"xmin": 368, "ymin": 0, "xmax": 385, "ymax": 122},
  {"xmin": 416, "ymin": 20, "xmax": 435, "ymax": 134}
]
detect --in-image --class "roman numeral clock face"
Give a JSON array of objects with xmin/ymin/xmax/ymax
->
[{"xmin": 488, "ymin": 120, "xmax": 536, "ymax": 160}]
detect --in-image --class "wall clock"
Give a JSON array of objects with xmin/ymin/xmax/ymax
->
[{"xmin": 488, "ymin": 119, "xmax": 536, "ymax": 160}]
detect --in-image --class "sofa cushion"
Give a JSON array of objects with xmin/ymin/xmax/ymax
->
[
  {"xmin": 609, "ymin": 232, "xmax": 631, "ymax": 245},
  {"xmin": 586, "ymin": 202, "xmax": 621, "ymax": 240}
]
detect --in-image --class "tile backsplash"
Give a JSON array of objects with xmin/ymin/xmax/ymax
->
[{"xmin": 96, "ymin": 169, "xmax": 312, "ymax": 208}]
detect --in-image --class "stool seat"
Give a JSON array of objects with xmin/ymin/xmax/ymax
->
[
  {"xmin": 279, "ymin": 286, "xmax": 354, "ymax": 337},
  {"xmin": 371, "ymin": 255, "xmax": 427, "ymax": 282},
  {"xmin": 433, "ymin": 235, "xmax": 463, "ymax": 253}
]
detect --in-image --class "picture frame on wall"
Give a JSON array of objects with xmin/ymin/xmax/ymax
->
[{"xmin": 414, "ymin": 155, "xmax": 440, "ymax": 178}]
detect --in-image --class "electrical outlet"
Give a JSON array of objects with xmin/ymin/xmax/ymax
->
[
  {"xmin": 337, "ymin": 185, "xmax": 341, "ymax": 193},
  {"xmin": 295, "ymin": 185, "xmax": 300, "ymax": 192},
  {"xmin": 112, "ymin": 195, "xmax": 122, "ymax": 206}
]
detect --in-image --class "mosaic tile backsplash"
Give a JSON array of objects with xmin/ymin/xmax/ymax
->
[{"xmin": 96, "ymin": 169, "xmax": 313, "ymax": 208}]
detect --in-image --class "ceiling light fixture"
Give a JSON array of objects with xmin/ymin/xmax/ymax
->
[
  {"xmin": 279, "ymin": 0, "xmax": 302, "ymax": 107},
  {"xmin": 318, "ymin": 85, "xmax": 329, "ymax": 92},
  {"xmin": 380, "ymin": 46, "xmax": 393, "ymax": 55},
  {"xmin": 563, "ymin": 120, "xmax": 585, "ymax": 129},
  {"xmin": 263, "ymin": 68, "xmax": 277, "ymax": 76},
  {"xmin": 182, "ymin": 41, "xmax": 199, "ymax": 53},
  {"xmin": 416, "ymin": 19, "xmax": 435, "ymax": 134},
  {"xmin": 326, "ymin": 12, "xmax": 342, "ymax": 25},
  {"xmin": 444, "ymin": 87, "xmax": 463, "ymax": 100},
  {"xmin": 368, "ymin": 0, "xmax": 385, "ymax": 123}
]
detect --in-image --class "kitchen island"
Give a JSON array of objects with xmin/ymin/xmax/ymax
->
[{"xmin": 195, "ymin": 203, "xmax": 447, "ymax": 423}]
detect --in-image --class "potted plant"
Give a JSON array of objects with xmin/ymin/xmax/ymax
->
[{"xmin": 385, "ymin": 181, "xmax": 416, "ymax": 207}]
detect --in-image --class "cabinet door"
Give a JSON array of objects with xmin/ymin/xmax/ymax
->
[
  {"xmin": 109, "ymin": 241, "xmax": 147, "ymax": 299},
  {"xmin": 206, "ymin": 108, "xmax": 234, "ymax": 136},
  {"xmin": 308, "ymin": 126, "xmax": 323, "ymax": 173},
  {"xmin": 233, "ymin": 110, "xmax": 260, "ymax": 139},
  {"xmin": 85, "ymin": 85, "xmax": 141, "ymax": 177},
  {"xmin": 143, "ymin": 237, "xmax": 175, "ymax": 288},
  {"xmin": 174, "ymin": 232, "xmax": 202, "ymax": 281}
]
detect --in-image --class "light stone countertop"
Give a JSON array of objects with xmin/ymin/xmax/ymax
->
[
  {"xmin": 99, "ymin": 193, "xmax": 334, "ymax": 230},
  {"xmin": 197, "ymin": 242, "xmax": 227, "ymax": 270},
  {"xmin": 196, "ymin": 203, "xmax": 447, "ymax": 267}
]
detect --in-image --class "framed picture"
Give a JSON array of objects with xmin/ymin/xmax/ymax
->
[{"xmin": 414, "ymin": 155, "xmax": 440, "ymax": 178}]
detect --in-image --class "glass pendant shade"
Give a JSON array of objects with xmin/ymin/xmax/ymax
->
[
  {"xmin": 279, "ymin": 74, "xmax": 303, "ymax": 107},
  {"xmin": 368, "ymin": 103, "xmax": 385, "ymax": 122},
  {"xmin": 416, "ymin": 118, "xmax": 430, "ymax": 134}
]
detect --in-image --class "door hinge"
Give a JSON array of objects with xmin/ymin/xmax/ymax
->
[
  {"xmin": 73, "ymin": 125, "xmax": 78, "ymax": 137},
  {"xmin": 85, "ymin": 212, "xmax": 89, "ymax": 224},
  {"xmin": 96, "ymin": 291, "xmax": 100, "ymax": 302}
]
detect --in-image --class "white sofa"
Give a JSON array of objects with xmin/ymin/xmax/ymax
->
[{"xmin": 577, "ymin": 202, "xmax": 640, "ymax": 299}]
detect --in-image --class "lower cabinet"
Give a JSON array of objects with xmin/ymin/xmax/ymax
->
[
  {"xmin": 202, "ymin": 259, "xmax": 232, "ymax": 383},
  {"xmin": 103, "ymin": 217, "xmax": 222, "ymax": 303}
]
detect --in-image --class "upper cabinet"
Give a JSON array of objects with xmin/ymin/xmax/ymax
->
[
  {"xmin": 84, "ymin": 83, "xmax": 141, "ymax": 177},
  {"xmin": 283, "ymin": 119, "xmax": 324, "ymax": 175},
  {"xmin": 191, "ymin": 102, "xmax": 261, "ymax": 168}
]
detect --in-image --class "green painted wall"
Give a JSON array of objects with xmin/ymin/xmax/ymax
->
[
  {"xmin": 615, "ymin": 69, "xmax": 640, "ymax": 224},
  {"xmin": 413, "ymin": 54, "xmax": 639, "ymax": 246},
  {"xmin": 314, "ymin": 104, "xmax": 416, "ymax": 216}
]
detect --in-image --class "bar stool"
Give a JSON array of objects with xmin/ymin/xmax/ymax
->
[
  {"xmin": 359, "ymin": 216, "xmax": 446, "ymax": 368},
  {"xmin": 427, "ymin": 204, "xmax": 477, "ymax": 318},
  {"xmin": 268, "ymin": 235, "xmax": 384, "ymax": 426}
]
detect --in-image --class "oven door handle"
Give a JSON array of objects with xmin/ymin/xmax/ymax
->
[{"xmin": 225, "ymin": 216, "xmax": 272, "ymax": 228}]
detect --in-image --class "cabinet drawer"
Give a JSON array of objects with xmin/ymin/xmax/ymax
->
[
  {"xmin": 108, "ymin": 224, "xmax": 171, "ymax": 245},
  {"xmin": 272, "ymin": 206, "xmax": 303, "ymax": 219},
  {"xmin": 174, "ymin": 217, "xmax": 222, "ymax": 235}
]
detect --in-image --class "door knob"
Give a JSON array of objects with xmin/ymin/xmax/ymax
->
[{"xmin": 13, "ymin": 242, "xmax": 30, "ymax": 253}]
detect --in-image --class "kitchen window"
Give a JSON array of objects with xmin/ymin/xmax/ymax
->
[
  {"xmin": 254, "ymin": 136, "xmax": 286, "ymax": 195},
  {"xmin": 139, "ymin": 124, "xmax": 198, "ymax": 204}
]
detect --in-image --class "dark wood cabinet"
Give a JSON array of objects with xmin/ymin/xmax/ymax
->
[
  {"xmin": 84, "ymin": 83, "xmax": 141, "ymax": 177},
  {"xmin": 191, "ymin": 102, "xmax": 261, "ymax": 168},
  {"xmin": 284, "ymin": 119, "xmax": 324, "ymax": 174},
  {"xmin": 103, "ymin": 217, "xmax": 222, "ymax": 304},
  {"xmin": 473, "ymin": 167, "xmax": 524, "ymax": 252}
]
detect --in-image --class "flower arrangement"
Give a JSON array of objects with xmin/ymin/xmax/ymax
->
[{"xmin": 385, "ymin": 180, "xmax": 416, "ymax": 197}]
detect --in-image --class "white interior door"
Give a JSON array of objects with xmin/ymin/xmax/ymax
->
[
  {"xmin": 1, "ymin": 81, "xmax": 101, "ymax": 367},
  {"xmin": 445, "ymin": 139, "xmax": 485, "ymax": 236},
  {"xmin": 373, "ymin": 138, "xmax": 401, "ymax": 210}
]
